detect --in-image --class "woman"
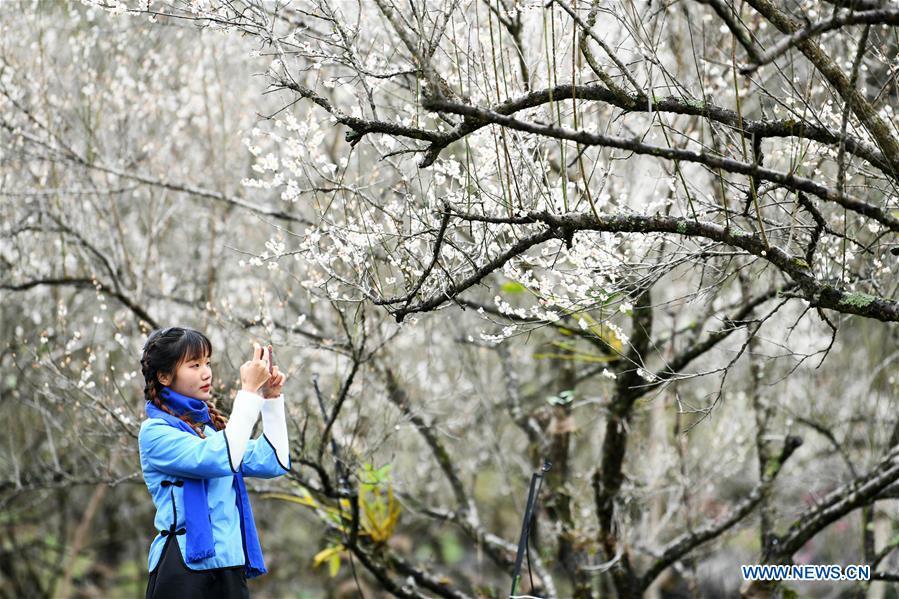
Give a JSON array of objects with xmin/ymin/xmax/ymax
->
[{"xmin": 139, "ymin": 326, "xmax": 291, "ymax": 599}]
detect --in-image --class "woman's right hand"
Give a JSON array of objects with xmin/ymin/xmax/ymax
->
[{"xmin": 240, "ymin": 343, "xmax": 272, "ymax": 393}]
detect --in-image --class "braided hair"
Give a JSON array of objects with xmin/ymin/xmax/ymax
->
[{"xmin": 141, "ymin": 326, "xmax": 228, "ymax": 438}]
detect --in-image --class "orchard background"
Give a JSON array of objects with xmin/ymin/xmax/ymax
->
[{"xmin": 1, "ymin": 1, "xmax": 898, "ymax": 597}]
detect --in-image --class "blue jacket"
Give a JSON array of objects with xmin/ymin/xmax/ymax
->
[{"xmin": 139, "ymin": 392, "xmax": 290, "ymax": 572}]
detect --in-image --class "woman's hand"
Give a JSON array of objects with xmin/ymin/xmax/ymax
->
[
  {"xmin": 259, "ymin": 343, "xmax": 287, "ymax": 399},
  {"xmin": 261, "ymin": 365, "xmax": 286, "ymax": 399},
  {"xmin": 240, "ymin": 343, "xmax": 272, "ymax": 394}
]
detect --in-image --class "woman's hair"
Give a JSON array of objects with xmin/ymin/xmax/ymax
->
[{"xmin": 140, "ymin": 326, "xmax": 228, "ymax": 437}]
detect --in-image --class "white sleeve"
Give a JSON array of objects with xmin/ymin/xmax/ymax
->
[
  {"xmin": 224, "ymin": 389, "xmax": 265, "ymax": 472},
  {"xmin": 261, "ymin": 394, "xmax": 290, "ymax": 468}
]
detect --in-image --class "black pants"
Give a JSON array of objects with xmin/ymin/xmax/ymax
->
[{"xmin": 145, "ymin": 535, "xmax": 249, "ymax": 599}]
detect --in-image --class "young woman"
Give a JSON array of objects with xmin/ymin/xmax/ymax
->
[{"xmin": 139, "ymin": 326, "xmax": 291, "ymax": 599}]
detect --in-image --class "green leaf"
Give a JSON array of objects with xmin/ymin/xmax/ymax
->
[
  {"xmin": 313, "ymin": 543, "xmax": 345, "ymax": 578},
  {"xmin": 440, "ymin": 533, "xmax": 464, "ymax": 564},
  {"xmin": 501, "ymin": 281, "xmax": 526, "ymax": 294},
  {"xmin": 361, "ymin": 463, "xmax": 392, "ymax": 486},
  {"xmin": 328, "ymin": 553, "xmax": 341, "ymax": 577}
]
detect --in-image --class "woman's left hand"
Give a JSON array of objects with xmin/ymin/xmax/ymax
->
[{"xmin": 259, "ymin": 344, "xmax": 286, "ymax": 398}]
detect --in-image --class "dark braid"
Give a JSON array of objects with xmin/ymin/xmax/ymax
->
[
  {"xmin": 205, "ymin": 401, "xmax": 228, "ymax": 432},
  {"xmin": 141, "ymin": 326, "xmax": 228, "ymax": 439}
]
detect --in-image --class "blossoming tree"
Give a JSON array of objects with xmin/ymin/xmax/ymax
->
[{"xmin": 3, "ymin": 0, "xmax": 899, "ymax": 597}]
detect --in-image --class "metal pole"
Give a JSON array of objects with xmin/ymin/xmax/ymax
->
[{"xmin": 510, "ymin": 460, "xmax": 551, "ymax": 598}]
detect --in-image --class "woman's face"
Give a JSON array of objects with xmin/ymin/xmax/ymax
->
[{"xmin": 159, "ymin": 352, "xmax": 213, "ymax": 401}]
